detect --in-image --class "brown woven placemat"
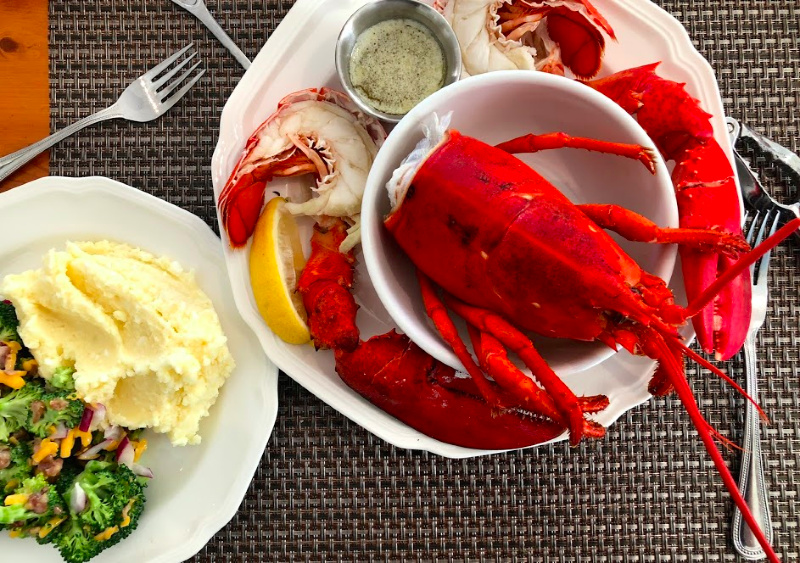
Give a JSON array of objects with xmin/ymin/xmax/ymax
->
[{"xmin": 48, "ymin": 0, "xmax": 800, "ymax": 560}]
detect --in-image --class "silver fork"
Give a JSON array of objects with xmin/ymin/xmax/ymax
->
[
  {"xmin": 0, "ymin": 44, "xmax": 205, "ymax": 184},
  {"xmin": 170, "ymin": 0, "xmax": 251, "ymax": 69},
  {"xmin": 731, "ymin": 208, "xmax": 780, "ymax": 560}
]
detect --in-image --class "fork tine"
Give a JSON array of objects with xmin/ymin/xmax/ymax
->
[
  {"xmin": 143, "ymin": 43, "xmax": 194, "ymax": 80},
  {"xmin": 753, "ymin": 210, "xmax": 782, "ymax": 285},
  {"xmin": 153, "ymin": 52, "xmax": 197, "ymax": 90},
  {"xmin": 745, "ymin": 208, "xmax": 762, "ymax": 247},
  {"xmin": 160, "ymin": 69, "xmax": 206, "ymax": 110},
  {"xmin": 158, "ymin": 62, "xmax": 203, "ymax": 101}
]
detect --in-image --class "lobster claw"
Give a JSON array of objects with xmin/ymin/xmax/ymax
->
[{"xmin": 681, "ymin": 248, "xmax": 751, "ymax": 361}]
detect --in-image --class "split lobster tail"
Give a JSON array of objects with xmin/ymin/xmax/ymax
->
[{"xmin": 585, "ymin": 63, "xmax": 751, "ymax": 360}]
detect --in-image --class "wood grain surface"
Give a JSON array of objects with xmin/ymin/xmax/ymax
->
[{"xmin": 0, "ymin": 0, "xmax": 49, "ymax": 191}]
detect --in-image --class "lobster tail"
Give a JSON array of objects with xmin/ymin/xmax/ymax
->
[
  {"xmin": 334, "ymin": 331, "xmax": 567, "ymax": 450},
  {"xmin": 297, "ymin": 220, "xmax": 360, "ymax": 351}
]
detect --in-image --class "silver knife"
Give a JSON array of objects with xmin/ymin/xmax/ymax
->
[
  {"xmin": 727, "ymin": 117, "xmax": 800, "ymax": 224},
  {"xmin": 170, "ymin": 0, "xmax": 251, "ymax": 70},
  {"xmin": 738, "ymin": 121, "xmax": 800, "ymax": 190}
]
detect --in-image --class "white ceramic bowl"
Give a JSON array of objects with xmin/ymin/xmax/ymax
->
[{"xmin": 361, "ymin": 70, "xmax": 677, "ymax": 375}]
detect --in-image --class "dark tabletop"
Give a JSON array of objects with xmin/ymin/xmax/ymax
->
[{"xmin": 48, "ymin": 0, "xmax": 800, "ymax": 560}]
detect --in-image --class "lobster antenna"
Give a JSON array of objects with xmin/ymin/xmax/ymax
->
[
  {"xmin": 669, "ymin": 335, "xmax": 769, "ymax": 423},
  {"xmin": 653, "ymin": 336, "xmax": 781, "ymax": 563},
  {"xmin": 685, "ymin": 217, "xmax": 800, "ymax": 316}
]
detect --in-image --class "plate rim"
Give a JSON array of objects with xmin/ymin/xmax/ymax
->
[{"xmin": 0, "ymin": 175, "xmax": 278, "ymax": 563}]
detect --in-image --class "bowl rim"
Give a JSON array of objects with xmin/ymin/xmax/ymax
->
[{"xmin": 360, "ymin": 69, "xmax": 677, "ymax": 374}]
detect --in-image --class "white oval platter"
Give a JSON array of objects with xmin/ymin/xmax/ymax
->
[{"xmin": 211, "ymin": 0, "xmax": 731, "ymax": 458}]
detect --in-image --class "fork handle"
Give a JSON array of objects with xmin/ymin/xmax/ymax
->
[
  {"xmin": 182, "ymin": 1, "xmax": 251, "ymax": 70},
  {"xmin": 0, "ymin": 106, "xmax": 119, "ymax": 183},
  {"xmin": 732, "ymin": 335, "xmax": 774, "ymax": 559}
]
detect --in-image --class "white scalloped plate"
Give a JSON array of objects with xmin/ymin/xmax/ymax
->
[
  {"xmin": 0, "ymin": 177, "xmax": 277, "ymax": 563},
  {"xmin": 211, "ymin": 0, "xmax": 731, "ymax": 458}
]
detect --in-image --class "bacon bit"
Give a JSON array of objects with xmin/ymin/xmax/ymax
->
[
  {"xmin": 133, "ymin": 439, "xmax": 148, "ymax": 462},
  {"xmin": 37, "ymin": 456, "xmax": 63, "ymax": 478},
  {"xmin": 30, "ymin": 401, "xmax": 46, "ymax": 424},
  {"xmin": 38, "ymin": 517, "xmax": 66, "ymax": 539},
  {"xmin": 0, "ymin": 371, "xmax": 26, "ymax": 389},
  {"xmin": 48, "ymin": 398, "xmax": 69, "ymax": 411},
  {"xmin": 94, "ymin": 526, "xmax": 119, "ymax": 542},
  {"xmin": 26, "ymin": 491, "xmax": 49, "ymax": 514},
  {"xmin": 0, "ymin": 446, "xmax": 10, "ymax": 470},
  {"xmin": 33, "ymin": 439, "xmax": 58, "ymax": 464},
  {"xmin": 60, "ymin": 430, "xmax": 76, "ymax": 458},
  {"xmin": 4, "ymin": 493, "xmax": 29, "ymax": 506}
]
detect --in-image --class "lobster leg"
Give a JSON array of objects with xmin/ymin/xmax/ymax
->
[
  {"xmin": 471, "ymin": 327, "xmax": 607, "ymax": 438},
  {"xmin": 417, "ymin": 271, "xmax": 506, "ymax": 407},
  {"xmin": 577, "ymin": 203, "xmax": 749, "ymax": 256},
  {"xmin": 495, "ymin": 132, "xmax": 658, "ymax": 173},
  {"xmin": 443, "ymin": 294, "xmax": 601, "ymax": 447}
]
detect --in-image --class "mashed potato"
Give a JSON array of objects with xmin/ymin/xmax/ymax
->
[{"xmin": 0, "ymin": 241, "xmax": 235, "ymax": 446}]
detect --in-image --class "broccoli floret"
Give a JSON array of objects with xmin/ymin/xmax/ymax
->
[
  {"xmin": 0, "ymin": 473, "xmax": 65, "ymax": 527},
  {"xmin": 27, "ymin": 388, "xmax": 84, "ymax": 438},
  {"xmin": 0, "ymin": 301, "xmax": 21, "ymax": 345},
  {"xmin": 0, "ymin": 381, "xmax": 44, "ymax": 441},
  {"xmin": 54, "ymin": 461, "xmax": 147, "ymax": 562},
  {"xmin": 0, "ymin": 441, "xmax": 32, "ymax": 492},
  {"xmin": 50, "ymin": 366, "xmax": 77, "ymax": 391},
  {"xmin": 53, "ymin": 516, "xmax": 105, "ymax": 563}
]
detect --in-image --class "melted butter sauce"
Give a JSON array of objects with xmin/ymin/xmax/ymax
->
[{"xmin": 349, "ymin": 18, "xmax": 446, "ymax": 115}]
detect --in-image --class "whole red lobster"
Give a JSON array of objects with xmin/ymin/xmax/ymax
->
[{"xmin": 292, "ymin": 127, "xmax": 798, "ymax": 563}]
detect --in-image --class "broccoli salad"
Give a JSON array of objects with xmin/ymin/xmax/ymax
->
[{"xmin": 0, "ymin": 301, "xmax": 149, "ymax": 563}]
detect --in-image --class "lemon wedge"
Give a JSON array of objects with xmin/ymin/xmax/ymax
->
[{"xmin": 249, "ymin": 197, "xmax": 311, "ymax": 345}]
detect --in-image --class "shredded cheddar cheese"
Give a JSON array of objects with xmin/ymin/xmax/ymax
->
[
  {"xmin": 133, "ymin": 439, "xmax": 148, "ymax": 462},
  {"xmin": 120, "ymin": 500, "xmax": 136, "ymax": 528},
  {"xmin": 33, "ymin": 439, "xmax": 58, "ymax": 464},
  {"xmin": 94, "ymin": 526, "xmax": 119, "ymax": 542},
  {"xmin": 4, "ymin": 479, "xmax": 19, "ymax": 492},
  {"xmin": 0, "ymin": 371, "xmax": 26, "ymax": 389},
  {"xmin": 38, "ymin": 517, "xmax": 66, "ymax": 539},
  {"xmin": 8, "ymin": 529, "xmax": 23, "ymax": 538},
  {"xmin": 73, "ymin": 429, "xmax": 92, "ymax": 448},
  {"xmin": 4, "ymin": 494, "xmax": 29, "ymax": 506},
  {"xmin": 60, "ymin": 430, "xmax": 76, "ymax": 458}
]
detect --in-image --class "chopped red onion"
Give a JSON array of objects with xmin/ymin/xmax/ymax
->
[
  {"xmin": 89, "ymin": 404, "xmax": 107, "ymax": 431},
  {"xmin": 76, "ymin": 439, "xmax": 113, "ymax": 460},
  {"xmin": 70, "ymin": 482, "xmax": 87, "ymax": 514},
  {"xmin": 51, "ymin": 423, "xmax": 69, "ymax": 440},
  {"xmin": 116, "ymin": 437, "xmax": 134, "ymax": 467},
  {"xmin": 104, "ymin": 425, "xmax": 123, "ymax": 442},
  {"xmin": 78, "ymin": 406, "xmax": 94, "ymax": 433},
  {"xmin": 131, "ymin": 464, "xmax": 154, "ymax": 479}
]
